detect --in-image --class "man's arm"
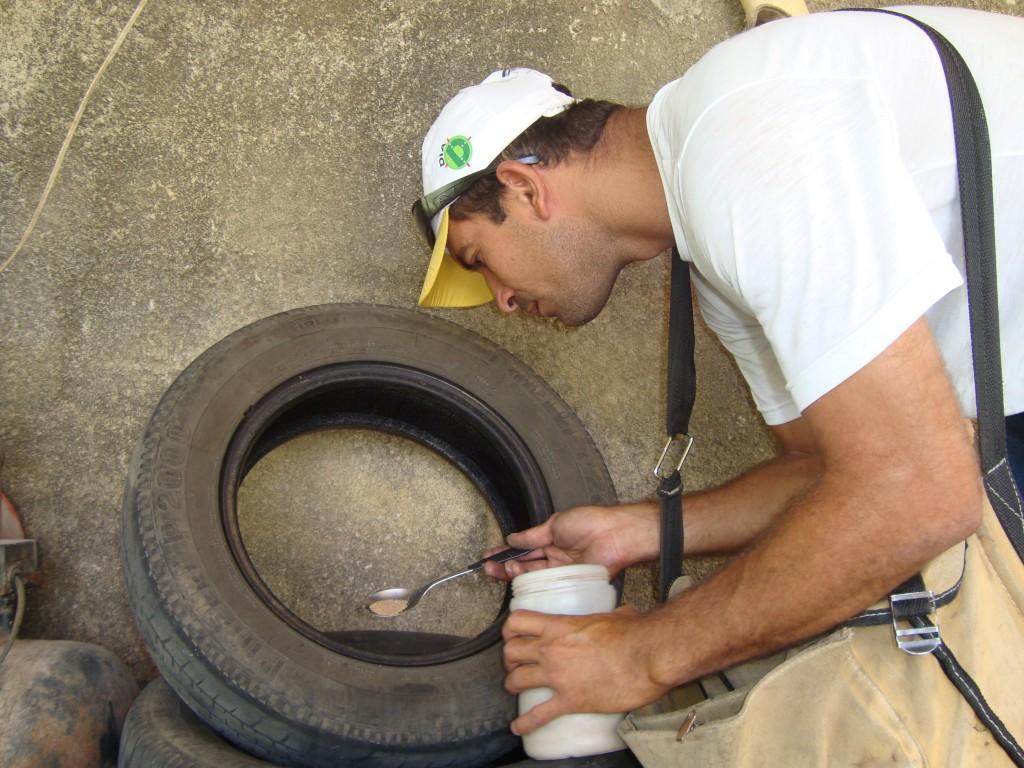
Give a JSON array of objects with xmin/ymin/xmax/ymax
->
[
  {"xmin": 489, "ymin": 418, "xmax": 821, "ymax": 581},
  {"xmin": 503, "ymin": 318, "xmax": 982, "ymax": 733},
  {"xmin": 683, "ymin": 418, "xmax": 822, "ymax": 554}
]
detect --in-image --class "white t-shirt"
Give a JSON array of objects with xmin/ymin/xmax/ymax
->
[{"xmin": 647, "ymin": 6, "xmax": 1024, "ymax": 425}]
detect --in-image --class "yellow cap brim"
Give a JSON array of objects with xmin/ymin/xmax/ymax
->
[{"xmin": 417, "ymin": 207, "xmax": 494, "ymax": 308}]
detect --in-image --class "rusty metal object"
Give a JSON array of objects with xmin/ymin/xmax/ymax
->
[
  {"xmin": 0, "ymin": 538, "xmax": 39, "ymax": 649},
  {"xmin": 0, "ymin": 640, "xmax": 138, "ymax": 768},
  {"xmin": 1, "ymin": 490, "xmax": 41, "ymax": 594},
  {"xmin": 0, "ymin": 539, "xmax": 40, "ymax": 596},
  {"xmin": 0, "ymin": 573, "xmax": 25, "ymax": 666},
  {"xmin": 0, "ymin": 491, "xmax": 25, "ymax": 540},
  {"xmin": 0, "ymin": 490, "xmax": 40, "ymax": 667}
]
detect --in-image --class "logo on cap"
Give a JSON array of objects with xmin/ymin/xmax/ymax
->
[{"xmin": 440, "ymin": 135, "xmax": 473, "ymax": 170}]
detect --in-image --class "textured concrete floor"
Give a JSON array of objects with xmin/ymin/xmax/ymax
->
[
  {"xmin": 238, "ymin": 429, "xmax": 507, "ymax": 638},
  {"xmin": 2, "ymin": 0, "xmax": 1020, "ymax": 681}
]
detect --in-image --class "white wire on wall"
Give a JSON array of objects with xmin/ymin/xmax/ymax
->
[{"xmin": 0, "ymin": 0, "xmax": 151, "ymax": 276}]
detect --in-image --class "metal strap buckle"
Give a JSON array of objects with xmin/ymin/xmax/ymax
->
[
  {"xmin": 890, "ymin": 590, "xmax": 941, "ymax": 655},
  {"xmin": 653, "ymin": 434, "xmax": 694, "ymax": 481}
]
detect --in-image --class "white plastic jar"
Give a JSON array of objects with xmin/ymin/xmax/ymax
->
[{"xmin": 508, "ymin": 564, "xmax": 627, "ymax": 760}]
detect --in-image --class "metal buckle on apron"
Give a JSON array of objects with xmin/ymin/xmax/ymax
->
[
  {"xmin": 675, "ymin": 711, "xmax": 699, "ymax": 741},
  {"xmin": 890, "ymin": 589, "xmax": 941, "ymax": 655}
]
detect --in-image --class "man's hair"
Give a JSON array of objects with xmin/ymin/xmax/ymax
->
[{"xmin": 450, "ymin": 96, "xmax": 624, "ymax": 224}]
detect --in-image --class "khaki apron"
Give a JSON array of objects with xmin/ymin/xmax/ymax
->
[{"xmin": 619, "ymin": 496, "xmax": 1024, "ymax": 767}]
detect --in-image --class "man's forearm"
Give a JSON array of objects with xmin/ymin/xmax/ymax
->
[
  {"xmin": 620, "ymin": 450, "xmax": 822, "ymax": 566},
  {"xmin": 682, "ymin": 450, "xmax": 822, "ymax": 554}
]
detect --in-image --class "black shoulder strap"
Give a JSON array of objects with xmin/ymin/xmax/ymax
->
[
  {"xmin": 850, "ymin": 8, "xmax": 1024, "ymax": 561},
  {"xmin": 842, "ymin": 10, "xmax": 1024, "ymax": 766},
  {"xmin": 658, "ymin": 248, "xmax": 696, "ymax": 601}
]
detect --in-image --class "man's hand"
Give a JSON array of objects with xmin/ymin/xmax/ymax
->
[
  {"xmin": 483, "ymin": 502, "xmax": 660, "ymax": 581},
  {"xmin": 502, "ymin": 606, "xmax": 668, "ymax": 735}
]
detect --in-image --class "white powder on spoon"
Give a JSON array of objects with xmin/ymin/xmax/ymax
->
[{"xmin": 369, "ymin": 598, "xmax": 409, "ymax": 617}]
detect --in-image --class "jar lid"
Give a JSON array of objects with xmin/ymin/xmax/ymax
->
[{"xmin": 511, "ymin": 564, "xmax": 610, "ymax": 594}]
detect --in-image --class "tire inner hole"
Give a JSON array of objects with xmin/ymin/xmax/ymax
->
[
  {"xmin": 237, "ymin": 428, "xmax": 507, "ymax": 641},
  {"xmin": 220, "ymin": 363, "xmax": 552, "ymax": 666}
]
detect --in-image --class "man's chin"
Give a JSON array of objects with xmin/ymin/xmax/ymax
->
[
  {"xmin": 556, "ymin": 315, "xmax": 590, "ymax": 328},
  {"xmin": 550, "ymin": 304, "xmax": 604, "ymax": 328},
  {"xmin": 543, "ymin": 284, "xmax": 615, "ymax": 327}
]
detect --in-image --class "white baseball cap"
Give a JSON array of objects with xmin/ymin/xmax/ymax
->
[{"xmin": 413, "ymin": 68, "xmax": 576, "ymax": 308}]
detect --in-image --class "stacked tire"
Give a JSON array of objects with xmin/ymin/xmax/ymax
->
[{"xmin": 119, "ymin": 305, "xmax": 630, "ymax": 767}]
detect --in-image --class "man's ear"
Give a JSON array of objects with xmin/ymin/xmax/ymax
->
[{"xmin": 495, "ymin": 159, "xmax": 550, "ymax": 221}]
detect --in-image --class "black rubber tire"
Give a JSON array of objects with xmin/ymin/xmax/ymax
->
[
  {"xmin": 118, "ymin": 679, "xmax": 641, "ymax": 768},
  {"xmin": 119, "ymin": 679, "xmax": 282, "ymax": 767},
  {"xmin": 121, "ymin": 304, "xmax": 617, "ymax": 768}
]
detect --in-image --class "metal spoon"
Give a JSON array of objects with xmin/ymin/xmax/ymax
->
[{"xmin": 365, "ymin": 547, "xmax": 533, "ymax": 618}]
